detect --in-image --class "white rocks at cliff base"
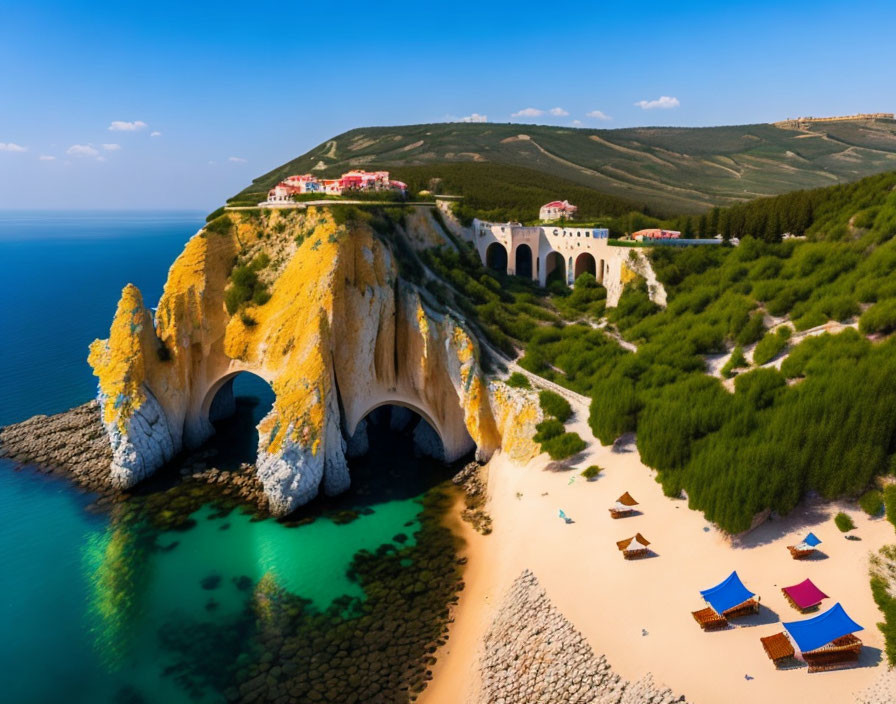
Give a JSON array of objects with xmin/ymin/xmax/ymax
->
[
  {"xmin": 479, "ymin": 569, "xmax": 688, "ymax": 704},
  {"xmin": 103, "ymin": 385, "xmax": 177, "ymax": 488}
]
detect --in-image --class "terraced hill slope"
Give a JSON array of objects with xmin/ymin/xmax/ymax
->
[{"xmin": 236, "ymin": 119, "xmax": 896, "ymax": 215}]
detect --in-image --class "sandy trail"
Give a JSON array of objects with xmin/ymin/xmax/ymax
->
[{"xmin": 423, "ymin": 395, "xmax": 896, "ymax": 704}]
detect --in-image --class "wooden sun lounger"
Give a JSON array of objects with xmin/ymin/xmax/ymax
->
[
  {"xmin": 722, "ymin": 597, "xmax": 761, "ymax": 620},
  {"xmin": 692, "ymin": 607, "xmax": 728, "ymax": 631},
  {"xmin": 787, "ymin": 545, "xmax": 815, "ymax": 559},
  {"xmin": 803, "ymin": 635, "xmax": 862, "ymax": 673},
  {"xmin": 621, "ymin": 548, "xmax": 650, "ymax": 560},
  {"xmin": 609, "ymin": 507, "xmax": 635, "ymax": 519},
  {"xmin": 760, "ymin": 632, "xmax": 797, "ymax": 668}
]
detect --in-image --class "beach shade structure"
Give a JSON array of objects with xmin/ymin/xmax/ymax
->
[
  {"xmin": 609, "ymin": 492, "xmax": 639, "ymax": 519},
  {"xmin": 782, "ymin": 603, "xmax": 864, "ymax": 672},
  {"xmin": 693, "ymin": 571, "xmax": 760, "ymax": 630},
  {"xmin": 787, "ymin": 532, "xmax": 822, "ymax": 559},
  {"xmin": 781, "ymin": 578, "xmax": 829, "ymax": 613},
  {"xmin": 616, "ymin": 533, "xmax": 651, "ymax": 560}
]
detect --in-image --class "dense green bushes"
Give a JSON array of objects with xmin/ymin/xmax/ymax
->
[
  {"xmin": 752, "ymin": 327, "xmax": 790, "ymax": 365},
  {"xmin": 224, "ymin": 253, "xmax": 271, "ymax": 315},
  {"xmin": 835, "ymin": 512, "xmax": 856, "ymax": 532},
  {"xmin": 859, "ymin": 489, "xmax": 884, "ymax": 516},
  {"xmin": 860, "ymin": 299, "xmax": 896, "ymax": 335},
  {"xmin": 532, "ymin": 417, "xmax": 585, "ymax": 460},
  {"xmin": 539, "ymin": 390, "xmax": 572, "ymax": 422},
  {"xmin": 505, "ymin": 372, "xmax": 530, "ymax": 389}
]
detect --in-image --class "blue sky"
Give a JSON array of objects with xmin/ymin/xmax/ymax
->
[{"xmin": 1, "ymin": 0, "xmax": 894, "ymax": 210}]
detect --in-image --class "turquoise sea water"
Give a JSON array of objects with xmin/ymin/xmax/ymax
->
[{"xmin": 0, "ymin": 212, "xmax": 454, "ymax": 703}]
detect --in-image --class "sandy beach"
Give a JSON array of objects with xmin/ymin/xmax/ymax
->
[{"xmin": 423, "ymin": 394, "xmax": 896, "ymax": 704}]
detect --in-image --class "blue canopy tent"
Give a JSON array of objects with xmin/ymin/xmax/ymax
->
[
  {"xmin": 803, "ymin": 532, "xmax": 822, "ymax": 547},
  {"xmin": 699, "ymin": 571, "xmax": 755, "ymax": 614},
  {"xmin": 783, "ymin": 602, "xmax": 863, "ymax": 653}
]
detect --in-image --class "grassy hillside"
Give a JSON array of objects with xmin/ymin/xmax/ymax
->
[{"xmin": 236, "ymin": 119, "xmax": 896, "ymax": 215}]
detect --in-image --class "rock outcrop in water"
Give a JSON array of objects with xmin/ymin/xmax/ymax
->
[{"xmin": 87, "ymin": 207, "xmax": 540, "ymax": 514}]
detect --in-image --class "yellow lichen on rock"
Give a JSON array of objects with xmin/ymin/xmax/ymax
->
[
  {"xmin": 87, "ymin": 284, "xmax": 155, "ymax": 430},
  {"xmin": 88, "ymin": 205, "xmax": 541, "ymax": 512}
]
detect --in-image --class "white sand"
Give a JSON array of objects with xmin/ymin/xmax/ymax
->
[{"xmin": 423, "ymin": 396, "xmax": 896, "ymax": 704}]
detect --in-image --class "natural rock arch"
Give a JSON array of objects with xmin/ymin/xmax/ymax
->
[
  {"xmin": 89, "ymin": 209, "xmax": 541, "ymax": 516},
  {"xmin": 574, "ymin": 252, "xmax": 596, "ymax": 281},
  {"xmin": 485, "ymin": 242, "xmax": 508, "ymax": 274}
]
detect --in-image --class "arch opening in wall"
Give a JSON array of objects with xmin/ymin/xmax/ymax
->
[
  {"xmin": 544, "ymin": 251, "xmax": 565, "ymax": 288},
  {"xmin": 515, "ymin": 244, "xmax": 534, "ymax": 280},
  {"xmin": 485, "ymin": 242, "xmax": 508, "ymax": 274},
  {"xmin": 204, "ymin": 371, "xmax": 276, "ymax": 468},
  {"xmin": 574, "ymin": 252, "xmax": 597, "ymax": 282}
]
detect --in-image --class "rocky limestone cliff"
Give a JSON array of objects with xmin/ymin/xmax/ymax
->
[{"xmin": 88, "ymin": 207, "xmax": 540, "ymax": 515}]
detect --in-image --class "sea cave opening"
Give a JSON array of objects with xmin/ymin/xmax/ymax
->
[
  {"xmin": 342, "ymin": 404, "xmax": 464, "ymax": 506},
  {"xmin": 206, "ymin": 372, "xmax": 276, "ymax": 469}
]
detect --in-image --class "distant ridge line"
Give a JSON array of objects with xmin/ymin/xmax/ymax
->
[{"xmin": 775, "ymin": 113, "xmax": 894, "ymax": 127}]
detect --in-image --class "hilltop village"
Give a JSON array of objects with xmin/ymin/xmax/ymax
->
[{"xmin": 262, "ymin": 170, "xmax": 407, "ymax": 204}]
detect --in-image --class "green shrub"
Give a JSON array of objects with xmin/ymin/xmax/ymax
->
[
  {"xmin": 505, "ymin": 372, "xmax": 531, "ymax": 389},
  {"xmin": 859, "ymin": 489, "xmax": 884, "ymax": 516},
  {"xmin": 752, "ymin": 330, "xmax": 788, "ymax": 365},
  {"xmin": 581, "ymin": 465, "xmax": 602, "ymax": 481},
  {"xmin": 541, "ymin": 432, "xmax": 586, "ymax": 460},
  {"xmin": 539, "ymin": 390, "xmax": 572, "ymax": 422},
  {"xmin": 834, "ymin": 512, "xmax": 855, "ymax": 532},
  {"xmin": 720, "ymin": 346, "xmax": 747, "ymax": 378},
  {"xmin": 205, "ymin": 215, "xmax": 232, "ymax": 236},
  {"xmin": 205, "ymin": 206, "xmax": 226, "ymax": 223},
  {"xmin": 736, "ymin": 312, "xmax": 766, "ymax": 346},
  {"xmin": 224, "ymin": 253, "xmax": 271, "ymax": 315},
  {"xmin": 533, "ymin": 419, "xmax": 564, "ymax": 444},
  {"xmin": 885, "ymin": 486, "xmax": 896, "ymax": 529},
  {"xmin": 860, "ymin": 300, "xmax": 896, "ymax": 335}
]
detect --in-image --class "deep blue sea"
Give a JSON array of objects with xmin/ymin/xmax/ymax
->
[{"xmin": 0, "ymin": 212, "xmax": 452, "ymax": 703}]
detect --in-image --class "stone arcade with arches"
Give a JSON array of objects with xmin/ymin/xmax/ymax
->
[{"xmin": 472, "ymin": 219, "xmax": 644, "ymax": 306}]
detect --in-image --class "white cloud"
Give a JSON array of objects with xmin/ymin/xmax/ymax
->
[
  {"xmin": 102, "ymin": 143, "xmax": 121, "ymax": 151},
  {"xmin": 96, "ymin": 156, "xmax": 107, "ymax": 162},
  {"xmin": 150, "ymin": 131, "xmax": 162, "ymax": 137},
  {"xmin": 228, "ymin": 156, "xmax": 247, "ymax": 163},
  {"xmin": 39, "ymin": 155, "xmax": 56, "ymax": 161},
  {"xmin": 587, "ymin": 109, "xmax": 612, "ymax": 121},
  {"xmin": 208, "ymin": 160, "xmax": 216, "ymax": 165},
  {"xmin": 108, "ymin": 120, "xmax": 148, "ymax": 131},
  {"xmin": 512, "ymin": 107, "xmax": 544, "ymax": 118},
  {"xmin": 67, "ymin": 144, "xmax": 99, "ymax": 157},
  {"xmin": 549, "ymin": 107, "xmax": 569, "ymax": 116},
  {"xmin": 571, "ymin": 120, "xmax": 583, "ymax": 127},
  {"xmin": 458, "ymin": 113, "xmax": 487, "ymax": 123},
  {"xmin": 634, "ymin": 96, "xmax": 680, "ymax": 110},
  {"xmin": 0, "ymin": 142, "xmax": 27, "ymax": 152}
]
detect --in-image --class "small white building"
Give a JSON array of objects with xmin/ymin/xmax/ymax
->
[{"xmin": 539, "ymin": 200, "xmax": 578, "ymax": 222}]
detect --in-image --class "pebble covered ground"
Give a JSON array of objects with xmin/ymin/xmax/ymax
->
[
  {"xmin": 0, "ymin": 401, "xmax": 268, "ymax": 512},
  {"xmin": 479, "ymin": 570, "xmax": 688, "ymax": 704}
]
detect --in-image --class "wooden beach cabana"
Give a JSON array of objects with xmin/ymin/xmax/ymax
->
[
  {"xmin": 761, "ymin": 603, "xmax": 863, "ymax": 672},
  {"xmin": 692, "ymin": 571, "xmax": 760, "ymax": 630},
  {"xmin": 787, "ymin": 531, "xmax": 822, "ymax": 559},
  {"xmin": 616, "ymin": 533, "xmax": 650, "ymax": 560},
  {"xmin": 609, "ymin": 492, "xmax": 639, "ymax": 519},
  {"xmin": 782, "ymin": 578, "xmax": 829, "ymax": 613}
]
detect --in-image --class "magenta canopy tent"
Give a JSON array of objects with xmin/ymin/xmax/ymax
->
[{"xmin": 782, "ymin": 578, "xmax": 829, "ymax": 611}]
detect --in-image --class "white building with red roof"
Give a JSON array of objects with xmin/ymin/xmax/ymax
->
[{"xmin": 539, "ymin": 200, "xmax": 578, "ymax": 222}]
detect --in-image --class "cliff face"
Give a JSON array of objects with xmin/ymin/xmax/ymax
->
[{"xmin": 88, "ymin": 207, "xmax": 540, "ymax": 514}]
